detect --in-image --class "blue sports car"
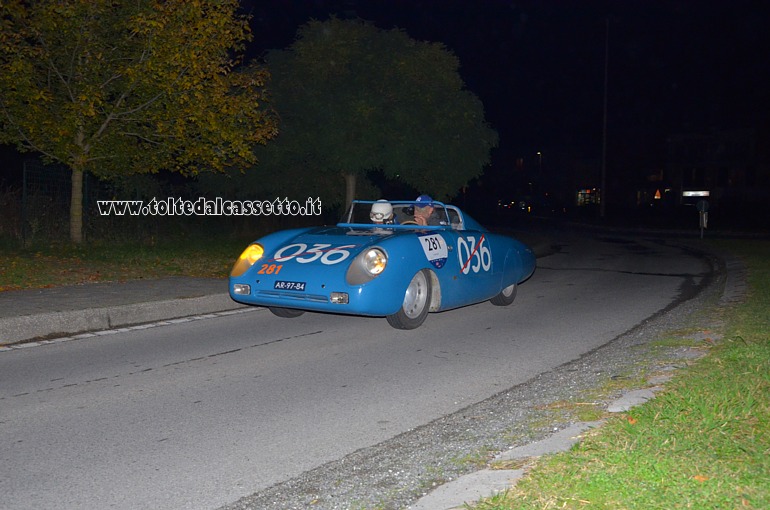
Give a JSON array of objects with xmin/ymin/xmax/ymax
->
[{"xmin": 229, "ymin": 200, "xmax": 536, "ymax": 329}]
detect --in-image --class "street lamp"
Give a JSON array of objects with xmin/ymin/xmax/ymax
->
[{"xmin": 536, "ymin": 151, "xmax": 542, "ymax": 172}]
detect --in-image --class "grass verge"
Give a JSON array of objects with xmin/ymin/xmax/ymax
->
[
  {"xmin": 0, "ymin": 232, "xmax": 253, "ymax": 291},
  {"xmin": 468, "ymin": 240, "xmax": 770, "ymax": 510}
]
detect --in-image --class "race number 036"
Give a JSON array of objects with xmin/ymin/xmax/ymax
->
[
  {"xmin": 273, "ymin": 243, "xmax": 356, "ymax": 265},
  {"xmin": 457, "ymin": 236, "xmax": 491, "ymax": 274}
]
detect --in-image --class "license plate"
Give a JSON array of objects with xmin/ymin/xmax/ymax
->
[{"xmin": 274, "ymin": 280, "xmax": 306, "ymax": 291}]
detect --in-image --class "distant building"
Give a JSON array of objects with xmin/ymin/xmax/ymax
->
[{"xmin": 664, "ymin": 128, "xmax": 770, "ymax": 227}]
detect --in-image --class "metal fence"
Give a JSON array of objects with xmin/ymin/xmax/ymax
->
[
  {"xmin": 8, "ymin": 158, "xmax": 319, "ymax": 245},
  {"xmin": 20, "ymin": 160, "xmax": 106, "ymax": 244},
  {"xmin": 15, "ymin": 160, "xmax": 229, "ymax": 244}
]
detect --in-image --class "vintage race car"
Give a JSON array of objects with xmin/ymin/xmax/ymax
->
[{"xmin": 229, "ymin": 200, "xmax": 536, "ymax": 329}]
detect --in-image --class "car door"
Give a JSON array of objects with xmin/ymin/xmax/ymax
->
[{"xmin": 423, "ymin": 224, "xmax": 498, "ymax": 310}]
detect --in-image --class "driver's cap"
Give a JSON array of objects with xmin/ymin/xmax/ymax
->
[{"xmin": 415, "ymin": 194, "xmax": 433, "ymax": 207}]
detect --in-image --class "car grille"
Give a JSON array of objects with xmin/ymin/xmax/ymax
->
[{"xmin": 257, "ymin": 290, "xmax": 329, "ymax": 303}]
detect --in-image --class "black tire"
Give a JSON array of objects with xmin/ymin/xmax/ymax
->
[
  {"xmin": 269, "ymin": 306, "xmax": 305, "ymax": 318},
  {"xmin": 386, "ymin": 269, "xmax": 432, "ymax": 329},
  {"xmin": 490, "ymin": 283, "xmax": 517, "ymax": 306}
]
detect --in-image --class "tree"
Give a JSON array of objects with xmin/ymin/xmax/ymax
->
[
  {"xmin": 251, "ymin": 17, "xmax": 498, "ymax": 208},
  {"xmin": 0, "ymin": 0, "xmax": 277, "ymax": 244}
]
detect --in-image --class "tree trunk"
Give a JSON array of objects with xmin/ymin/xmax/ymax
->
[
  {"xmin": 70, "ymin": 168, "xmax": 84, "ymax": 244},
  {"xmin": 344, "ymin": 172, "xmax": 356, "ymax": 212}
]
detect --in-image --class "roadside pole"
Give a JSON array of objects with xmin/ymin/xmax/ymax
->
[{"xmin": 697, "ymin": 199, "xmax": 709, "ymax": 239}]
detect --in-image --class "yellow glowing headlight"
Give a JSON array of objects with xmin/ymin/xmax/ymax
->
[
  {"xmin": 362, "ymin": 248, "xmax": 387, "ymax": 275},
  {"xmin": 230, "ymin": 243, "xmax": 264, "ymax": 277}
]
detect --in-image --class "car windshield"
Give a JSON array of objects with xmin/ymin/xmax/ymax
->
[{"xmin": 339, "ymin": 200, "xmax": 463, "ymax": 229}]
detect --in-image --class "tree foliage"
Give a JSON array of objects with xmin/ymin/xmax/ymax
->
[
  {"xmin": 0, "ymin": 0, "xmax": 277, "ymax": 243},
  {"xmin": 248, "ymin": 17, "xmax": 498, "ymax": 207}
]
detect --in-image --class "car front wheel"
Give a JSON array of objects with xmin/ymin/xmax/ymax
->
[
  {"xmin": 386, "ymin": 269, "xmax": 432, "ymax": 329},
  {"xmin": 490, "ymin": 283, "xmax": 517, "ymax": 306}
]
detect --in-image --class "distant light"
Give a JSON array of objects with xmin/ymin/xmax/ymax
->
[{"xmin": 683, "ymin": 190, "xmax": 710, "ymax": 197}]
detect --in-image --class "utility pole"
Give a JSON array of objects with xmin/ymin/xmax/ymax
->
[{"xmin": 600, "ymin": 18, "xmax": 609, "ymax": 219}]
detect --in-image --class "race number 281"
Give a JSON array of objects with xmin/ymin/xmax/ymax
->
[{"xmin": 420, "ymin": 234, "xmax": 447, "ymax": 258}]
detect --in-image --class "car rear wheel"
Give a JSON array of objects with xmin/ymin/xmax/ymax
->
[
  {"xmin": 490, "ymin": 283, "xmax": 517, "ymax": 306},
  {"xmin": 386, "ymin": 269, "xmax": 432, "ymax": 329},
  {"xmin": 269, "ymin": 306, "xmax": 305, "ymax": 318}
]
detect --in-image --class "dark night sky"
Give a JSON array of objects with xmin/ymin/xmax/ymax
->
[
  {"xmin": 2, "ymin": 1, "xmax": 768, "ymax": 200},
  {"xmin": 242, "ymin": 0, "xmax": 770, "ymax": 192}
]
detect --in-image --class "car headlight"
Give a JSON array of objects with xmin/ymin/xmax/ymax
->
[
  {"xmin": 362, "ymin": 248, "xmax": 387, "ymax": 275},
  {"xmin": 346, "ymin": 247, "xmax": 388, "ymax": 285},
  {"xmin": 230, "ymin": 243, "xmax": 264, "ymax": 277}
]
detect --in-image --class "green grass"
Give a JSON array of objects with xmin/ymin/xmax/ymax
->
[
  {"xmin": 0, "ymin": 231, "xmax": 255, "ymax": 291},
  {"xmin": 0, "ymin": 209, "xmax": 325, "ymax": 291},
  {"xmin": 468, "ymin": 240, "xmax": 770, "ymax": 510}
]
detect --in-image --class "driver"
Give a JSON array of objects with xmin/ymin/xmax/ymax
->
[
  {"xmin": 413, "ymin": 194, "xmax": 443, "ymax": 226},
  {"xmin": 370, "ymin": 199, "xmax": 396, "ymax": 224}
]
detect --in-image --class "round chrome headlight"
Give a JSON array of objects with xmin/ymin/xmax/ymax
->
[{"xmin": 362, "ymin": 248, "xmax": 387, "ymax": 275}]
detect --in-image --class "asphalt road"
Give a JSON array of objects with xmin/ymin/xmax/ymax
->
[{"xmin": 0, "ymin": 233, "xmax": 714, "ymax": 510}]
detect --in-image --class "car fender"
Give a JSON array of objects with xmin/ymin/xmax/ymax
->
[
  {"xmin": 369, "ymin": 235, "xmax": 446, "ymax": 314},
  {"xmin": 501, "ymin": 242, "xmax": 536, "ymax": 288}
]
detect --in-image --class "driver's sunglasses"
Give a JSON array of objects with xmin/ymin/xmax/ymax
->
[{"xmin": 370, "ymin": 212, "xmax": 389, "ymax": 220}]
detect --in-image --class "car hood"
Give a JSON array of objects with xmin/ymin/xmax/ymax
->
[{"xmin": 285, "ymin": 226, "xmax": 401, "ymax": 247}]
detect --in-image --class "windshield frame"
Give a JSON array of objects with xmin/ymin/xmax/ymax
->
[{"xmin": 338, "ymin": 200, "xmax": 467, "ymax": 230}]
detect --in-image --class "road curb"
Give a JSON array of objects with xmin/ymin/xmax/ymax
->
[
  {"xmin": 0, "ymin": 293, "xmax": 245, "ymax": 345},
  {"xmin": 407, "ymin": 376, "xmax": 681, "ymax": 510}
]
